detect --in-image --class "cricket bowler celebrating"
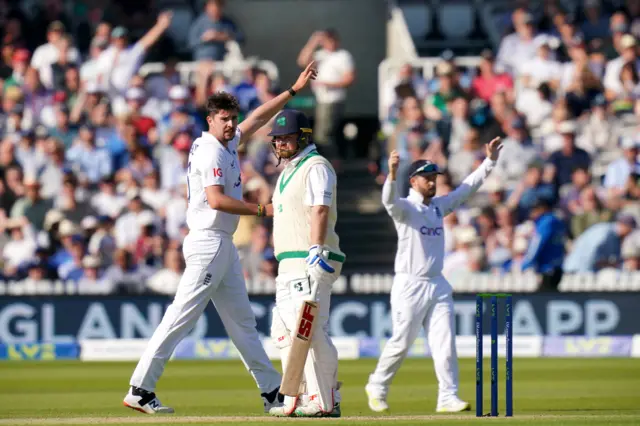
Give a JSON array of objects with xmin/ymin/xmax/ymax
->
[
  {"xmin": 365, "ymin": 137, "xmax": 502, "ymax": 413},
  {"xmin": 123, "ymin": 63, "xmax": 318, "ymax": 415},
  {"xmin": 267, "ymin": 109, "xmax": 345, "ymax": 417}
]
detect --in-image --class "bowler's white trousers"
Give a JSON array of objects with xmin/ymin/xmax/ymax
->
[
  {"xmin": 366, "ymin": 273, "xmax": 460, "ymax": 405},
  {"xmin": 130, "ymin": 230, "xmax": 281, "ymax": 393}
]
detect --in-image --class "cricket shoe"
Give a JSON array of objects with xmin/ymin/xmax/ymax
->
[
  {"xmin": 293, "ymin": 395, "xmax": 341, "ymax": 418},
  {"xmin": 123, "ymin": 386, "xmax": 174, "ymax": 414},
  {"xmin": 365, "ymin": 387, "xmax": 389, "ymax": 413},
  {"xmin": 261, "ymin": 387, "xmax": 285, "ymax": 413},
  {"xmin": 269, "ymin": 397, "xmax": 299, "ymax": 417},
  {"xmin": 436, "ymin": 397, "xmax": 471, "ymax": 413}
]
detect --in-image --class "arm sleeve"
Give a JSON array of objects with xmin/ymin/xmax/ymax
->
[
  {"xmin": 382, "ymin": 177, "xmax": 410, "ymax": 222},
  {"xmin": 305, "ymin": 163, "xmax": 336, "ymax": 206},
  {"xmin": 437, "ymin": 157, "xmax": 497, "ymax": 216},
  {"xmin": 202, "ymin": 148, "xmax": 226, "ymax": 187}
]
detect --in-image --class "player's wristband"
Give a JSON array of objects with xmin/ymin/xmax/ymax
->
[
  {"xmin": 257, "ymin": 204, "xmax": 264, "ymax": 217},
  {"xmin": 288, "ymin": 87, "xmax": 297, "ymax": 97}
]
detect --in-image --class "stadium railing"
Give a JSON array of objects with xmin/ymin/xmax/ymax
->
[
  {"xmin": 139, "ymin": 56, "xmax": 280, "ymax": 88},
  {"xmin": 2, "ymin": 270, "xmax": 638, "ymax": 296}
]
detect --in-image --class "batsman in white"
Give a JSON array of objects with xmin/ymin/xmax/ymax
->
[
  {"xmin": 267, "ymin": 109, "xmax": 345, "ymax": 418},
  {"xmin": 365, "ymin": 137, "xmax": 503, "ymax": 413},
  {"xmin": 123, "ymin": 62, "xmax": 318, "ymax": 415}
]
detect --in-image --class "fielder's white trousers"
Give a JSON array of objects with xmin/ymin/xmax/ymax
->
[
  {"xmin": 130, "ymin": 230, "xmax": 281, "ymax": 393},
  {"xmin": 270, "ymin": 260, "xmax": 342, "ymax": 412},
  {"xmin": 366, "ymin": 274, "xmax": 460, "ymax": 405}
]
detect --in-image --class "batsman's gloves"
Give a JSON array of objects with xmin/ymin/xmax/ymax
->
[{"xmin": 305, "ymin": 245, "xmax": 335, "ymax": 274}]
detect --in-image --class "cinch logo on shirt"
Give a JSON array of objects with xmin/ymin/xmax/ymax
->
[
  {"xmin": 420, "ymin": 226, "xmax": 443, "ymax": 236},
  {"xmin": 213, "ymin": 168, "xmax": 223, "ymax": 177}
]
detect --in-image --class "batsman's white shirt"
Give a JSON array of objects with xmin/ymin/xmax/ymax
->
[
  {"xmin": 129, "ymin": 128, "xmax": 281, "ymax": 395},
  {"xmin": 366, "ymin": 157, "xmax": 496, "ymax": 406}
]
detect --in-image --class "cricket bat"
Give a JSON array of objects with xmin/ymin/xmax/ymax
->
[{"xmin": 280, "ymin": 281, "xmax": 319, "ymax": 396}]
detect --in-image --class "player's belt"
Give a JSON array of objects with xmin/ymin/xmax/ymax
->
[{"xmin": 276, "ymin": 250, "xmax": 346, "ymax": 263}]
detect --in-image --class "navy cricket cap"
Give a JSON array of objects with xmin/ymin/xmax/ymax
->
[
  {"xmin": 408, "ymin": 159, "xmax": 443, "ymax": 179},
  {"xmin": 268, "ymin": 110, "xmax": 312, "ymax": 137}
]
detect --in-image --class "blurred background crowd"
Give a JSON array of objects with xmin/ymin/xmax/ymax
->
[
  {"xmin": 375, "ymin": 0, "xmax": 640, "ymax": 289},
  {"xmin": 0, "ymin": 0, "xmax": 639, "ymax": 295}
]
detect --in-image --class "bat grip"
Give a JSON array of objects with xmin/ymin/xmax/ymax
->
[{"xmin": 307, "ymin": 276, "xmax": 319, "ymax": 302}]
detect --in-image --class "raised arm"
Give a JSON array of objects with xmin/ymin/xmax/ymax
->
[
  {"xmin": 298, "ymin": 32, "xmax": 324, "ymax": 67},
  {"xmin": 137, "ymin": 12, "xmax": 173, "ymax": 51},
  {"xmin": 238, "ymin": 62, "xmax": 317, "ymax": 145},
  {"xmin": 438, "ymin": 137, "xmax": 503, "ymax": 216},
  {"xmin": 382, "ymin": 150, "xmax": 411, "ymax": 223}
]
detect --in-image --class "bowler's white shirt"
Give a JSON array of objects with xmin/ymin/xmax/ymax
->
[
  {"xmin": 312, "ymin": 48, "xmax": 354, "ymax": 104},
  {"xmin": 383, "ymin": 158, "xmax": 496, "ymax": 278},
  {"xmin": 186, "ymin": 130, "xmax": 243, "ymax": 235},
  {"xmin": 284, "ymin": 144, "xmax": 336, "ymax": 206}
]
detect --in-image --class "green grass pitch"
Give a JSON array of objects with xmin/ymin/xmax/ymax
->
[{"xmin": 1, "ymin": 358, "xmax": 639, "ymax": 425}]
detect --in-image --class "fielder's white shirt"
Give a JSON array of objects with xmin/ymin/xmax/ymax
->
[
  {"xmin": 383, "ymin": 158, "xmax": 496, "ymax": 279},
  {"xmin": 186, "ymin": 129, "xmax": 243, "ymax": 235}
]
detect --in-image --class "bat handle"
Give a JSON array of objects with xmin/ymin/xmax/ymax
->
[{"xmin": 308, "ymin": 276, "xmax": 319, "ymax": 302}]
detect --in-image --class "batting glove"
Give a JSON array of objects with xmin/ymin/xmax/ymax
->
[{"xmin": 305, "ymin": 245, "xmax": 335, "ymax": 274}]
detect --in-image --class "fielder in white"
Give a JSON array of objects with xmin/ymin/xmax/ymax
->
[
  {"xmin": 266, "ymin": 109, "xmax": 345, "ymax": 418},
  {"xmin": 365, "ymin": 137, "xmax": 502, "ymax": 413},
  {"xmin": 123, "ymin": 63, "xmax": 318, "ymax": 415}
]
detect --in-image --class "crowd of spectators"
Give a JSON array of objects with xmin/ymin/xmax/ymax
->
[
  {"xmin": 377, "ymin": 1, "xmax": 640, "ymax": 289},
  {"xmin": 0, "ymin": 0, "xmax": 358, "ymax": 295}
]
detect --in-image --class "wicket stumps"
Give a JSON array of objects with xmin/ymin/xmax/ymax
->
[{"xmin": 475, "ymin": 293, "xmax": 513, "ymax": 417}]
